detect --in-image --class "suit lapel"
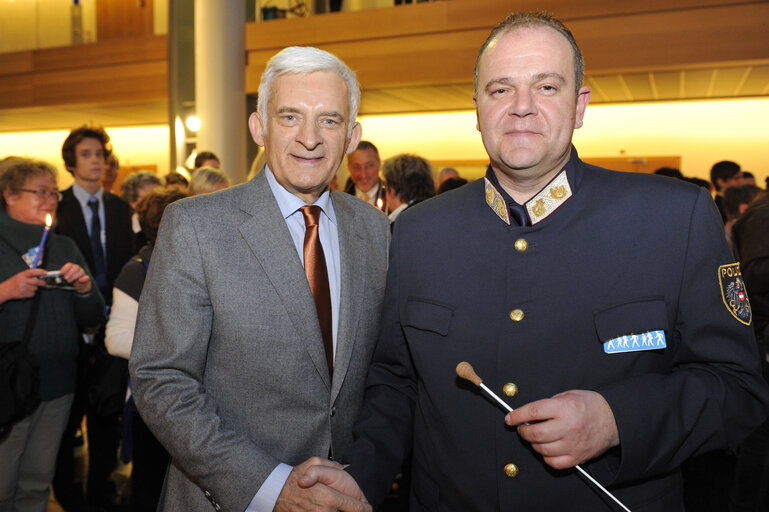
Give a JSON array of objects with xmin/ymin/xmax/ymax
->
[
  {"xmin": 57, "ymin": 188, "xmax": 94, "ymax": 269},
  {"xmin": 330, "ymin": 192, "xmax": 365, "ymax": 402},
  {"xmin": 237, "ymin": 173, "xmax": 331, "ymax": 392}
]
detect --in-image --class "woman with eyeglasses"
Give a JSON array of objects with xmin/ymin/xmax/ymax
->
[{"xmin": 0, "ymin": 156, "xmax": 104, "ymax": 511}]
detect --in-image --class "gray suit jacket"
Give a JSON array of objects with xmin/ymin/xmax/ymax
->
[{"xmin": 129, "ymin": 171, "xmax": 389, "ymax": 511}]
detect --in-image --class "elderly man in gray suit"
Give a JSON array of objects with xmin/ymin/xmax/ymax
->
[{"xmin": 129, "ymin": 46, "xmax": 388, "ymax": 512}]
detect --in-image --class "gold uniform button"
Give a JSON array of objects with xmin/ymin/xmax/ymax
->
[
  {"xmin": 509, "ymin": 309, "xmax": 524, "ymax": 322},
  {"xmin": 514, "ymin": 238, "xmax": 528, "ymax": 252},
  {"xmin": 503, "ymin": 383, "xmax": 518, "ymax": 397},
  {"xmin": 504, "ymin": 463, "xmax": 519, "ymax": 478}
]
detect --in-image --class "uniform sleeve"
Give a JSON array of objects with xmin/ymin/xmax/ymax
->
[
  {"xmin": 347, "ymin": 219, "xmax": 415, "ymax": 507},
  {"xmin": 593, "ymin": 188, "xmax": 769, "ymax": 485},
  {"xmin": 128, "ymin": 203, "xmax": 281, "ymax": 512}
]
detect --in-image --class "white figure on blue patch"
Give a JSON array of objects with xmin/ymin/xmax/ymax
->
[
  {"xmin": 22, "ymin": 246, "xmax": 40, "ymax": 269},
  {"xmin": 604, "ymin": 330, "xmax": 666, "ymax": 354}
]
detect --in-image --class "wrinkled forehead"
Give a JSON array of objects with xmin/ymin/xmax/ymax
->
[{"xmin": 269, "ymin": 71, "xmax": 350, "ymax": 111}]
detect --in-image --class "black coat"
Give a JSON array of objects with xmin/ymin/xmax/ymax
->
[{"xmin": 56, "ymin": 187, "xmax": 133, "ymax": 305}]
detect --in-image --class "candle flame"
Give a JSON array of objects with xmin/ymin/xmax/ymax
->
[
  {"xmin": 45, "ymin": 214, "xmax": 52, "ymax": 227},
  {"xmin": 376, "ymin": 198, "xmax": 384, "ymax": 209}
]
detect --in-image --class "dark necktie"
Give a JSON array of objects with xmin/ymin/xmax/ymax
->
[
  {"xmin": 301, "ymin": 205, "xmax": 333, "ymax": 377},
  {"xmin": 508, "ymin": 201, "xmax": 530, "ymax": 227},
  {"xmin": 88, "ymin": 198, "xmax": 108, "ymax": 295}
]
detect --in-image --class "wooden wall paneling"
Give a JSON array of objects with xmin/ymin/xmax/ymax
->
[
  {"xmin": 442, "ymin": 0, "xmax": 763, "ymax": 30},
  {"xmin": 246, "ymin": 1, "xmax": 769, "ymax": 95},
  {"xmin": 246, "ymin": 1, "xmax": 450, "ymax": 50},
  {"xmin": 245, "ymin": 0, "xmax": 763, "ymax": 51},
  {"xmin": 31, "ymin": 35, "xmax": 167, "ymax": 72},
  {"xmin": 0, "ymin": 35, "xmax": 167, "ymax": 110},
  {"xmin": 96, "ymin": 0, "xmax": 155, "ymax": 41},
  {"xmin": 0, "ymin": 51, "xmax": 34, "ymax": 77},
  {"xmin": 574, "ymin": 3, "xmax": 769, "ymax": 74},
  {"xmin": 32, "ymin": 61, "xmax": 168, "ymax": 106},
  {"xmin": 247, "ymin": 29, "xmax": 487, "ymax": 92},
  {"xmin": 0, "ymin": 75, "xmax": 34, "ymax": 110}
]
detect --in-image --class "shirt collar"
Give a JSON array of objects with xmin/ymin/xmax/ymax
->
[
  {"xmin": 264, "ymin": 165, "xmax": 337, "ymax": 226},
  {"xmin": 72, "ymin": 182, "xmax": 104, "ymax": 207},
  {"xmin": 358, "ymin": 181, "xmax": 380, "ymax": 199},
  {"xmin": 388, "ymin": 203, "xmax": 408, "ymax": 222}
]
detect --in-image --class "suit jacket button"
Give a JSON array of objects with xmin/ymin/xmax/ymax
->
[
  {"xmin": 503, "ymin": 383, "xmax": 518, "ymax": 397},
  {"xmin": 504, "ymin": 463, "xmax": 519, "ymax": 478},
  {"xmin": 509, "ymin": 309, "xmax": 524, "ymax": 322},
  {"xmin": 514, "ymin": 238, "xmax": 528, "ymax": 252}
]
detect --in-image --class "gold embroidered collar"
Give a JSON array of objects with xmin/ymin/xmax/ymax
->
[{"xmin": 484, "ymin": 169, "xmax": 572, "ymax": 226}]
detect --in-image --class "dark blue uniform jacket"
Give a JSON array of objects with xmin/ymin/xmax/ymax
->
[{"xmin": 347, "ymin": 148, "xmax": 769, "ymax": 511}]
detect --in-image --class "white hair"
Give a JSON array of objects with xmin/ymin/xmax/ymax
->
[{"xmin": 256, "ymin": 46, "xmax": 361, "ymax": 136}]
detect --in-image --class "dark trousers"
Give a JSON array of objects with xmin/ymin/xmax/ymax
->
[
  {"xmin": 730, "ymin": 417, "xmax": 769, "ymax": 511},
  {"xmin": 129, "ymin": 412, "xmax": 169, "ymax": 512},
  {"xmin": 52, "ymin": 340, "xmax": 123, "ymax": 511},
  {"xmin": 730, "ymin": 327, "xmax": 769, "ymax": 511},
  {"xmin": 52, "ymin": 365, "xmax": 87, "ymax": 510}
]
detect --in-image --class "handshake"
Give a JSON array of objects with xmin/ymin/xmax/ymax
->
[{"xmin": 275, "ymin": 457, "xmax": 372, "ymax": 512}]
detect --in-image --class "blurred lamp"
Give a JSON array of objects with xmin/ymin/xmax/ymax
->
[{"xmin": 186, "ymin": 115, "xmax": 201, "ymax": 132}]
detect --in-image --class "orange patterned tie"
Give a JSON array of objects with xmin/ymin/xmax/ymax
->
[{"xmin": 301, "ymin": 205, "xmax": 333, "ymax": 377}]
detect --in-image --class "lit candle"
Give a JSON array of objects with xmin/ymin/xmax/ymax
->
[{"xmin": 32, "ymin": 214, "xmax": 52, "ymax": 268}]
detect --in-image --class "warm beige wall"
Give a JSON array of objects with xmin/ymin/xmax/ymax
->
[
  {"xmin": 351, "ymin": 98, "xmax": 769, "ymax": 186},
  {"xmin": 0, "ymin": 98, "xmax": 767, "ymax": 189},
  {"xmin": 574, "ymin": 99, "xmax": 769, "ymax": 181},
  {"xmin": 0, "ymin": 0, "xmax": 97, "ymax": 53},
  {"xmin": 0, "ymin": 126, "xmax": 170, "ymax": 190}
]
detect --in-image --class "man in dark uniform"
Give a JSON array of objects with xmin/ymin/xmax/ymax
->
[{"xmin": 298, "ymin": 11, "xmax": 769, "ymax": 512}]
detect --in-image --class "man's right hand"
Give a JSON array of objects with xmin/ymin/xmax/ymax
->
[{"xmin": 275, "ymin": 457, "xmax": 371, "ymax": 512}]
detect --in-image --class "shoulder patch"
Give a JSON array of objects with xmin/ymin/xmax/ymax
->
[{"xmin": 718, "ymin": 263, "xmax": 752, "ymax": 326}]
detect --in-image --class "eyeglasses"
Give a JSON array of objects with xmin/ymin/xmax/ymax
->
[{"xmin": 13, "ymin": 188, "xmax": 62, "ymax": 201}]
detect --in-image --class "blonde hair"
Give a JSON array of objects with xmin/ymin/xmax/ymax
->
[{"xmin": 190, "ymin": 166, "xmax": 231, "ymax": 195}]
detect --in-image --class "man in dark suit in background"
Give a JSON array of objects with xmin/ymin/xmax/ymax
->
[
  {"xmin": 710, "ymin": 160, "xmax": 744, "ymax": 224},
  {"xmin": 53, "ymin": 125, "xmax": 133, "ymax": 511},
  {"xmin": 302, "ymin": 11, "xmax": 769, "ymax": 511},
  {"xmin": 344, "ymin": 141, "xmax": 386, "ymax": 212}
]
